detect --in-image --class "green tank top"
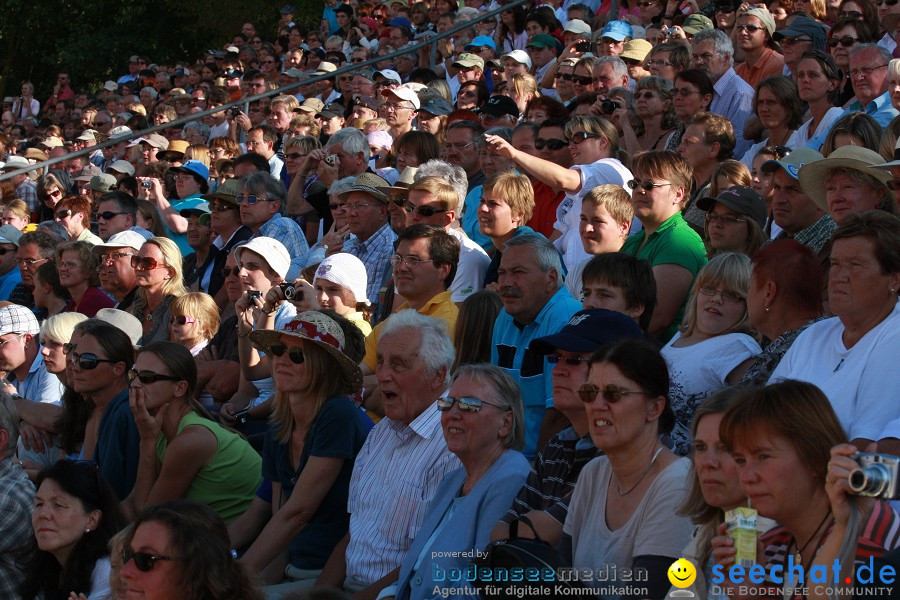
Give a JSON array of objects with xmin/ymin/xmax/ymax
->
[{"xmin": 156, "ymin": 412, "xmax": 262, "ymax": 524}]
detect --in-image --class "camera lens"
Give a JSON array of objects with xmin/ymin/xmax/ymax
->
[
  {"xmin": 848, "ymin": 463, "xmax": 891, "ymax": 496},
  {"xmin": 281, "ymin": 284, "xmax": 295, "ymax": 300}
]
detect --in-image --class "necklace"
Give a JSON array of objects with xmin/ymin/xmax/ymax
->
[
  {"xmin": 616, "ymin": 446, "xmax": 665, "ymax": 496},
  {"xmin": 792, "ymin": 510, "xmax": 832, "ymax": 565}
]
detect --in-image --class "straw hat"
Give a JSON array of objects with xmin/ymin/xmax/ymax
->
[
  {"xmin": 797, "ymin": 145, "xmax": 891, "ymax": 212},
  {"xmin": 249, "ymin": 311, "xmax": 363, "ymax": 392}
]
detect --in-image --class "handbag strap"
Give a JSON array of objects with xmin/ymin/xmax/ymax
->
[{"xmin": 509, "ymin": 514, "xmax": 547, "ymax": 545}]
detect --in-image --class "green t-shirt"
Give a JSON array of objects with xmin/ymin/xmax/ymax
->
[
  {"xmin": 156, "ymin": 411, "xmax": 262, "ymax": 524},
  {"xmin": 621, "ymin": 213, "xmax": 707, "ymax": 342}
]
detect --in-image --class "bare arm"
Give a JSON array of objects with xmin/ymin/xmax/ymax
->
[
  {"xmin": 228, "ymin": 494, "xmax": 272, "ymax": 551},
  {"xmin": 648, "ymin": 264, "xmax": 695, "ymax": 339},
  {"xmin": 140, "ymin": 177, "xmax": 188, "ymax": 234},
  {"xmin": 14, "ymin": 396, "xmax": 62, "ymax": 432},
  {"xmin": 484, "ymin": 135, "xmax": 581, "ymax": 193}
]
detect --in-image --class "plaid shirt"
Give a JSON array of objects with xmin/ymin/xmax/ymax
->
[
  {"xmin": 775, "ymin": 213, "xmax": 836, "ymax": 255},
  {"xmin": 0, "ymin": 459, "xmax": 35, "ymax": 598},
  {"xmin": 257, "ymin": 214, "xmax": 310, "ymax": 282},
  {"xmin": 16, "ymin": 179, "xmax": 39, "ymax": 215},
  {"xmin": 343, "ymin": 223, "xmax": 397, "ymax": 308}
]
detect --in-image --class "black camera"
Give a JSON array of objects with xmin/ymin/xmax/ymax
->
[
  {"xmin": 246, "ymin": 290, "xmax": 262, "ymax": 302},
  {"xmin": 849, "ymin": 452, "xmax": 900, "ymax": 499},
  {"xmin": 279, "ymin": 282, "xmax": 300, "ymax": 300},
  {"xmin": 575, "ymin": 41, "xmax": 592, "ymax": 52},
  {"xmin": 231, "ymin": 407, "xmax": 251, "ymax": 424},
  {"xmin": 230, "ymin": 107, "xmax": 241, "ymax": 117},
  {"xmin": 600, "ymin": 99, "xmax": 620, "ymax": 115},
  {"xmin": 141, "ymin": 180, "xmax": 152, "ymax": 189}
]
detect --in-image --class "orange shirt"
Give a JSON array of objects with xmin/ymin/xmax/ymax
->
[
  {"xmin": 735, "ymin": 47, "xmax": 785, "ymax": 89},
  {"xmin": 527, "ymin": 180, "xmax": 565, "ymax": 238}
]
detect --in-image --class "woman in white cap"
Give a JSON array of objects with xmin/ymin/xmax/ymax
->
[
  {"xmin": 367, "ymin": 130, "xmax": 397, "ymax": 185},
  {"xmin": 309, "ymin": 253, "xmax": 372, "ymax": 336},
  {"xmin": 238, "ymin": 311, "xmax": 371, "ymax": 591}
]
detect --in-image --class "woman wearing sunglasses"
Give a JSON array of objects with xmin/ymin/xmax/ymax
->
[
  {"xmin": 659, "ymin": 253, "xmax": 761, "ymax": 456},
  {"xmin": 827, "ymin": 17, "xmax": 875, "ymax": 105},
  {"xmin": 121, "ymin": 500, "xmax": 263, "ymax": 600},
  {"xmin": 618, "ymin": 76, "xmax": 680, "ymax": 155},
  {"xmin": 563, "ymin": 339, "xmax": 693, "ymax": 600},
  {"xmin": 54, "ymin": 195, "xmax": 103, "ymax": 245},
  {"xmin": 238, "ymin": 312, "xmax": 370, "ymax": 592},
  {"xmin": 167, "ymin": 292, "xmax": 220, "ymax": 409},
  {"xmin": 129, "ymin": 237, "xmax": 187, "ymax": 345},
  {"xmin": 20, "ymin": 459, "xmax": 123, "ymax": 600},
  {"xmin": 382, "ymin": 364, "xmax": 528, "ymax": 600},
  {"xmin": 121, "ymin": 341, "xmax": 262, "ymax": 525},
  {"xmin": 57, "ymin": 241, "xmax": 116, "ymax": 318}
]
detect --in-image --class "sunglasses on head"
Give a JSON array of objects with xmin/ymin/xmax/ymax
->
[
  {"xmin": 577, "ymin": 383, "xmax": 651, "ymax": 403},
  {"xmin": 169, "ymin": 315, "xmax": 196, "ymax": 325},
  {"xmin": 268, "ymin": 342, "xmax": 304, "ymax": 364},
  {"xmin": 128, "ymin": 369, "xmax": 182, "ymax": 384},
  {"xmin": 70, "ymin": 351, "xmax": 118, "ymax": 370},
  {"xmin": 123, "ymin": 548, "xmax": 173, "ymax": 572},
  {"xmin": 404, "ymin": 203, "xmax": 446, "ymax": 217},
  {"xmin": 436, "ymin": 396, "xmax": 510, "ymax": 412},
  {"xmin": 131, "ymin": 256, "xmax": 167, "ymax": 271},
  {"xmin": 97, "ymin": 211, "xmax": 127, "ymax": 221},
  {"xmin": 535, "ymin": 138, "xmax": 567, "ymax": 150}
]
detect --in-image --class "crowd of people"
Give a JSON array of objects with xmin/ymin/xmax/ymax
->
[{"xmin": 0, "ymin": 0, "xmax": 899, "ymax": 598}]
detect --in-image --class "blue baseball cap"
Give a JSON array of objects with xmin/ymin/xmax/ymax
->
[
  {"xmin": 600, "ymin": 20, "xmax": 633, "ymax": 42},
  {"xmin": 530, "ymin": 309, "xmax": 644, "ymax": 355},
  {"xmin": 388, "ymin": 17, "xmax": 412, "ymax": 29},
  {"xmin": 465, "ymin": 35, "xmax": 497, "ymax": 51},
  {"xmin": 173, "ymin": 160, "xmax": 209, "ymax": 182},
  {"xmin": 419, "ymin": 95, "xmax": 453, "ymax": 117}
]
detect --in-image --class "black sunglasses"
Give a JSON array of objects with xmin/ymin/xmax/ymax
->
[
  {"xmin": 128, "ymin": 369, "xmax": 182, "ymax": 384},
  {"xmin": 123, "ymin": 548, "xmax": 173, "ymax": 572},
  {"xmin": 436, "ymin": 396, "xmax": 510, "ymax": 413},
  {"xmin": 269, "ymin": 342, "xmax": 304, "ymax": 364},
  {"xmin": 827, "ymin": 36, "xmax": 858, "ymax": 48},
  {"xmin": 535, "ymin": 138, "xmax": 567, "ymax": 150},
  {"xmin": 0, "ymin": 248, "xmax": 14, "ymax": 256},
  {"xmin": 97, "ymin": 211, "xmax": 127, "ymax": 221},
  {"xmin": 571, "ymin": 75, "xmax": 594, "ymax": 86},
  {"xmin": 628, "ymin": 179, "xmax": 672, "ymax": 191},
  {"xmin": 221, "ymin": 266, "xmax": 240, "ymax": 278},
  {"xmin": 70, "ymin": 351, "xmax": 118, "ymax": 370},
  {"xmin": 404, "ymin": 203, "xmax": 446, "ymax": 217}
]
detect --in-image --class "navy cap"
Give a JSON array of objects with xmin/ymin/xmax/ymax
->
[
  {"xmin": 773, "ymin": 15, "xmax": 827, "ymax": 51},
  {"xmin": 477, "ymin": 95, "xmax": 520, "ymax": 118},
  {"xmin": 388, "ymin": 17, "xmax": 412, "ymax": 29},
  {"xmin": 530, "ymin": 309, "xmax": 644, "ymax": 355},
  {"xmin": 418, "ymin": 95, "xmax": 453, "ymax": 117}
]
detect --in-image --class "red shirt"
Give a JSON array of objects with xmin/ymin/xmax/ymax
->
[{"xmin": 527, "ymin": 180, "xmax": 565, "ymax": 238}]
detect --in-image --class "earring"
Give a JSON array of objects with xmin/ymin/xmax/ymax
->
[
  {"xmin": 764, "ymin": 306, "xmax": 770, "ymax": 313},
  {"xmin": 84, "ymin": 528, "xmax": 91, "ymax": 533}
]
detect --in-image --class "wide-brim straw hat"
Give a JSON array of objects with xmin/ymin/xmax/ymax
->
[
  {"xmin": 249, "ymin": 311, "xmax": 363, "ymax": 393},
  {"xmin": 797, "ymin": 145, "xmax": 891, "ymax": 212}
]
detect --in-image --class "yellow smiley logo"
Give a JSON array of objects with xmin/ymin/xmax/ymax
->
[{"xmin": 667, "ymin": 558, "xmax": 697, "ymax": 588}]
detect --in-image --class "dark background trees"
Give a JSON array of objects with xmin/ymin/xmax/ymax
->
[{"xmin": 0, "ymin": 0, "xmax": 319, "ymax": 100}]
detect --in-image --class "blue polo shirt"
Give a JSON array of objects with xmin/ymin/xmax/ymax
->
[{"xmin": 491, "ymin": 286, "xmax": 581, "ymax": 459}]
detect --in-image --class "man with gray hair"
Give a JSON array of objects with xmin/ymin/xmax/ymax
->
[
  {"xmin": 690, "ymin": 28, "xmax": 755, "ymax": 156},
  {"xmin": 239, "ymin": 172, "xmax": 309, "ymax": 280},
  {"xmin": 0, "ymin": 391, "xmax": 35, "ymax": 597},
  {"xmin": 300, "ymin": 128, "xmax": 370, "ymax": 190},
  {"xmin": 592, "ymin": 56, "xmax": 629, "ymax": 97},
  {"xmin": 492, "ymin": 233, "xmax": 581, "ymax": 459},
  {"xmin": 315, "ymin": 311, "xmax": 461, "ymax": 597}
]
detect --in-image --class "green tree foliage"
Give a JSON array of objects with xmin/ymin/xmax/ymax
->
[{"xmin": 0, "ymin": 0, "xmax": 320, "ymax": 100}]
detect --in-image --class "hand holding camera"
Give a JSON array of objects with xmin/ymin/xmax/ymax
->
[{"xmin": 826, "ymin": 444, "xmax": 880, "ymax": 528}]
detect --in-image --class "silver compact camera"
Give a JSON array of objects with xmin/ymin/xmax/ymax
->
[
  {"xmin": 848, "ymin": 452, "xmax": 900, "ymax": 499},
  {"xmin": 323, "ymin": 154, "xmax": 338, "ymax": 166}
]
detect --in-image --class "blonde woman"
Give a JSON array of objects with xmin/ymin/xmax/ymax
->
[
  {"xmin": 660, "ymin": 253, "xmax": 762, "ymax": 456},
  {"xmin": 167, "ymin": 292, "xmax": 220, "ymax": 357},
  {"xmin": 130, "ymin": 237, "xmax": 188, "ymax": 344},
  {"xmin": 502, "ymin": 73, "xmax": 540, "ymax": 115}
]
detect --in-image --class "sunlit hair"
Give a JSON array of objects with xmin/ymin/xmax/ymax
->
[
  {"xmin": 751, "ymin": 239, "xmax": 824, "ymax": 315},
  {"xmin": 209, "ymin": 136, "xmax": 241, "ymax": 158},
  {"xmin": 135, "ymin": 237, "xmax": 187, "ymax": 304},
  {"xmin": 564, "ymin": 115, "xmax": 625, "ymax": 164},
  {"xmin": 680, "ymin": 252, "xmax": 755, "ymax": 338},
  {"xmin": 506, "ymin": 73, "xmax": 541, "ymax": 101},
  {"xmin": 635, "ymin": 76, "xmax": 679, "ymax": 131},
  {"xmin": 720, "ymin": 380, "xmax": 846, "ymax": 478},
  {"xmin": 630, "ymin": 150, "xmax": 693, "ymax": 196},
  {"xmin": 40, "ymin": 312, "xmax": 88, "ymax": 345},
  {"xmin": 482, "ymin": 171, "xmax": 535, "ymax": 223},
  {"xmin": 56, "ymin": 195, "xmax": 92, "ymax": 222},
  {"xmin": 396, "ymin": 130, "xmax": 441, "ymax": 167},
  {"xmin": 284, "ymin": 135, "xmax": 320, "ymax": 155},
  {"xmin": 581, "ymin": 183, "xmax": 634, "ymax": 226},
  {"xmin": 688, "ymin": 112, "xmax": 736, "ymax": 160},
  {"xmin": 709, "ymin": 160, "xmax": 752, "ymax": 197},
  {"xmin": 821, "ymin": 112, "xmax": 882, "ymax": 156},
  {"xmin": 169, "ymin": 292, "xmax": 220, "ymax": 342},
  {"xmin": 381, "ymin": 310, "xmax": 456, "ymax": 383},
  {"xmin": 57, "ymin": 240, "xmax": 101, "ymax": 287},
  {"xmin": 450, "ymin": 363, "xmax": 525, "ymax": 450},
  {"xmin": 3, "ymin": 199, "xmax": 30, "ymax": 222},
  {"xmin": 185, "ymin": 144, "xmax": 210, "ymax": 167},
  {"xmin": 409, "ymin": 175, "xmax": 461, "ymax": 214}
]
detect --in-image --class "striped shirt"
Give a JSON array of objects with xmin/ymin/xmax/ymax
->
[
  {"xmin": 345, "ymin": 402, "xmax": 461, "ymax": 585},
  {"xmin": 342, "ymin": 222, "xmax": 397, "ymax": 310},
  {"xmin": 501, "ymin": 426, "xmax": 599, "ymax": 525}
]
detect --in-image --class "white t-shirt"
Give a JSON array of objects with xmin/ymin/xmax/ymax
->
[
  {"xmin": 662, "ymin": 332, "xmax": 761, "ymax": 456},
  {"xmin": 769, "ymin": 302, "xmax": 900, "ymax": 442},
  {"xmin": 564, "ymin": 456, "xmax": 694, "ymax": 600},
  {"xmin": 785, "ymin": 107, "xmax": 844, "ymax": 149},
  {"xmin": 448, "ymin": 228, "xmax": 490, "ymax": 302},
  {"xmin": 553, "ymin": 159, "xmax": 633, "ymax": 272}
]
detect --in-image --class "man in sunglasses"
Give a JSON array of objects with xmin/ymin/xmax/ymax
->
[
  {"xmin": 772, "ymin": 14, "xmax": 827, "ymax": 76},
  {"xmin": 734, "ymin": 8, "xmax": 784, "ymax": 88},
  {"xmin": 95, "ymin": 191, "xmax": 140, "ymax": 242},
  {"xmin": 491, "ymin": 309, "xmax": 643, "ymax": 543}
]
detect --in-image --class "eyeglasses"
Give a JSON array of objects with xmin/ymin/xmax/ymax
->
[
  {"xmin": 57, "ymin": 261, "xmax": 83, "ymax": 271},
  {"xmin": 706, "ymin": 214, "xmax": 747, "ymax": 226},
  {"xmin": 55, "ymin": 210, "xmax": 73, "ymax": 220},
  {"xmin": 569, "ymin": 132, "xmax": 600, "ymax": 144},
  {"xmin": 736, "ymin": 24, "xmax": 764, "ymax": 32},
  {"xmin": 122, "ymin": 549, "xmax": 174, "ymax": 573},
  {"xmin": 130, "ymin": 256, "xmax": 168, "ymax": 271},
  {"xmin": 571, "ymin": 75, "xmax": 594, "ymax": 86},
  {"xmin": 0, "ymin": 334, "xmax": 24, "ymax": 350},
  {"xmin": 635, "ymin": 91, "xmax": 657, "ymax": 100},
  {"xmin": 577, "ymin": 383, "xmax": 652, "ymax": 403},
  {"xmin": 101, "ymin": 251, "xmax": 134, "ymax": 265},
  {"xmin": 16, "ymin": 257, "xmax": 49, "ymax": 267},
  {"xmin": 878, "ymin": 0, "xmax": 899, "ymax": 6},
  {"xmin": 436, "ymin": 396, "xmax": 510, "ymax": 412},
  {"xmin": 268, "ymin": 342, "xmax": 304, "ymax": 364},
  {"xmin": 636, "ymin": 1, "xmax": 658, "ymax": 6},
  {"xmin": 328, "ymin": 202, "xmax": 348, "ymax": 211},
  {"xmin": 838, "ymin": 9, "xmax": 862, "ymax": 17},
  {"xmin": 70, "ymin": 351, "xmax": 119, "ymax": 370},
  {"xmin": 547, "ymin": 354, "xmax": 591, "ymax": 366},
  {"xmin": 443, "ymin": 140, "xmax": 477, "ymax": 153},
  {"xmin": 390, "ymin": 254, "xmax": 434, "ymax": 268},
  {"xmin": 286, "ymin": 152, "xmax": 306, "ymax": 160},
  {"xmin": 850, "ymin": 64, "xmax": 888, "ymax": 78},
  {"xmin": 345, "ymin": 202, "xmax": 378, "ymax": 211},
  {"xmin": 221, "ymin": 266, "xmax": 240, "ymax": 278},
  {"xmin": 128, "ymin": 369, "xmax": 182, "ymax": 384},
  {"xmin": 383, "ymin": 102, "xmax": 416, "ymax": 112},
  {"xmin": 691, "ymin": 52, "xmax": 720, "ymax": 64},
  {"xmin": 169, "ymin": 315, "xmax": 197, "ymax": 325},
  {"xmin": 698, "ymin": 285, "xmax": 744, "ymax": 302},
  {"xmin": 646, "ymin": 59, "xmax": 673, "ymax": 68},
  {"xmin": 827, "ymin": 36, "xmax": 858, "ymax": 48},
  {"xmin": 97, "ymin": 211, "xmax": 127, "ymax": 221},
  {"xmin": 535, "ymin": 138, "xmax": 567, "ymax": 150},
  {"xmin": 673, "ymin": 87, "xmax": 700, "ymax": 97},
  {"xmin": 404, "ymin": 203, "xmax": 447, "ymax": 217},
  {"xmin": 780, "ymin": 37, "xmax": 812, "ymax": 46},
  {"xmin": 628, "ymin": 179, "xmax": 672, "ymax": 191},
  {"xmin": 237, "ymin": 194, "xmax": 272, "ymax": 204},
  {"xmin": 41, "ymin": 188, "xmax": 63, "ymax": 201}
]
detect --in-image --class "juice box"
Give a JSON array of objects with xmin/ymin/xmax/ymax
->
[{"xmin": 725, "ymin": 506, "xmax": 758, "ymax": 568}]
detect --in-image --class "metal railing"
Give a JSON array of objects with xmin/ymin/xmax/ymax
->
[{"xmin": 0, "ymin": 0, "xmax": 530, "ymax": 183}]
